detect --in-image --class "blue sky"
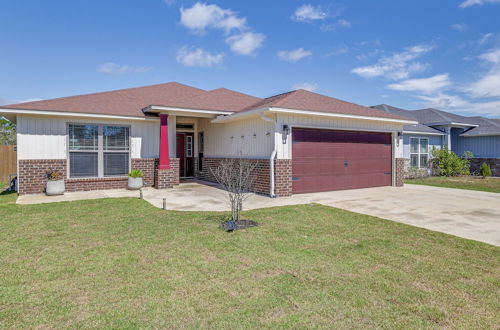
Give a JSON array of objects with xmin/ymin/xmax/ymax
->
[{"xmin": 1, "ymin": 0, "xmax": 500, "ymax": 117}]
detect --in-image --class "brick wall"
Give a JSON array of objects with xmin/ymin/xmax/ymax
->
[
  {"xmin": 395, "ymin": 158, "xmax": 405, "ymax": 187},
  {"xmin": 18, "ymin": 157, "xmax": 180, "ymax": 194},
  {"xmin": 195, "ymin": 157, "xmax": 272, "ymax": 195},
  {"xmin": 274, "ymin": 159, "xmax": 292, "ymax": 197},
  {"xmin": 154, "ymin": 158, "xmax": 179, "ymax": 189},
  {"xmin": 470, "ymin": 158, "xmax": 500, "ymax": 177},
  {"xmin": 131, "ymin": 158, "xmax": 158, "ymax": 187},
  {"xmin": 66, "ymin": 177, "xmax": 128, "ymax": 192},
  {"xmin": 18, "ymin": 159, "xmax": 66, "ymax": 195}
]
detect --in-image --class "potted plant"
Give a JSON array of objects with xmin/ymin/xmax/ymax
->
[
  {"xmin": 128, "ymin": 169, "xmax": 143, "ymax": 190},
  {"xmin": 46, "ymin": 170, "xmax": 65, "ymax": 196}
]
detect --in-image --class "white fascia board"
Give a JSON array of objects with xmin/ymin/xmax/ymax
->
[
  {"xmin": 146, "ymin": 105, "xmax": 233, "ymax": 117},
  {"xmin": 427, "ymin": 122, "xmax": 479, "ymax": 127},
  {"xmin": 0, "ymin": 108, "xmax": 158, "ymax": 121},
  {"xmin": 211, "ymin": 107, "xmax": 417, "ymax": 125},
  {"xmin": 268, "ymin": 107, "xmax": 417, "ymax": 125},
  {"xmin": 403, "ymin": 130, "xmax": 445, "ymax": 136}
]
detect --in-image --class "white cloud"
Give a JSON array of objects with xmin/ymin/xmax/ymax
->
[
  {"xmin": 451, "ymin": 23, "xmax": 467, "ymax": 31},
  {"xmin": 226, "ymin": 32, "xmax": 264, "ymax": 56},
  {"xmin": 416, "ymin": 92, "xmax": 468, "ymax": 108},
  {"xmin": 459, "ymin": 0, "xmax": 500, "ymax": 8},
  {"xmin": 325, "ymin": 45, "xmax": 349, "ymax": 57},
  {"xmin": 387, "ymin": 74, "xmax": 451, "ymax": 94},
  {"xmin": 277, "ymin": 48, "xmax": 312, "ymax": 62},
  {"xmin": 293, "ymin": 82, "xmax": 319, "ymax": 92},
  {"xmin": 320, "ymin": 19, "xmax": 351, "ymax": 32},
  {"xmin": 292, "ymin": 4, "xmax": 328, "ymax": 22},
  {"xmin": 180, "ymin": 2, "xmax": 246, "ymax": 34},
  {"xmin": 464, "ymin": 48, "xmax": 500, "ymax": 98},
  {"xmin": 98, "ymin": 62, "xmax": 152, "ymax": 75},
  {"xmin": 479, "ymin": 32, "xmax": 494, "ymax": 45},
  {"xmin": 351, "ymin": 44, "xmax": 433, "ymax": 80},
  {"xmin": 176, "ymin": 47, "xmax": 224, "ymax": 67},
  {"xmin": 164, "ymin": 0, "xmax": 176, "ymax": 5}
]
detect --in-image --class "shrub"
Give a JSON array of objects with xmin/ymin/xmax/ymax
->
[
  {"xmin": 128, "ymin": 169, "xmax": 143, "ymax": 178},
  {"xmin": 480, "ymin": 162, "xmax": 492, "ymax": 178},
  {"xmin": 46, "ymin": 170, "xmax": 63, "ymax": 181},
  {"xmin": 430, "ymin": 148, "xmax": 473, "ymax": 177}
]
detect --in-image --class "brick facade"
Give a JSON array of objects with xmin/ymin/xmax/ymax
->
[
  {"xmin": 18, "ymin": 157, "xmax": 180, "ymax": 195},
  {"xmin": 470, "ymin": 158, "xmax": 500, "ymax": 177},
  {"xmin": 131, "ymin": 158, "xmax": 158, "ymax": 187},
  {"xmin": 274, "ymin": 159, "xmax": 292, "ymax": 197},
  {"xmin": 195, "ymin": 157, "xmax": 273, "ymax": 195},
  {"xmin": 18, "ymin": 159, "xmax": 67, "ymax": 195},
  {"xmin": 66, "ymin": 177, "xmax": 128, "ymax": 191},
  {"xmin": 395, "ymin": 158, "xmax": 405, "ymax": 187},
  {"xmin": 154, "ymin": 158, "xmax": 180, "ymax": 189}
]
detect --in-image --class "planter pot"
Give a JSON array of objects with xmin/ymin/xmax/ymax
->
[
  {"xmin": 46, "ymin": 179, "xmax": 65, "ymax": 196},
  {"xmin": 128, "ymin": 177, "xmax": 143, "ymax": 190}
]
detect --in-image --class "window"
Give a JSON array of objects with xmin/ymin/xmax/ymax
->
[
  {"xmin": 69, "ymin": 125, "xmax": 98, "ymax": 177},
  {"xmin": 68, "ymin": 124, "xmax": 129, "ymax": 178},
  {"xmin": 410, "ymin": 137, "xmax": 429, "ymax": 168},
  {"xmin": 186, "ymin": 135, "xmax": 193, "ymax": 157}
]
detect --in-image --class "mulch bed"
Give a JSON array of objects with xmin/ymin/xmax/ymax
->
[{"xmin": 221, "ymin": 220, "xmax": 258, "ymax": 231}]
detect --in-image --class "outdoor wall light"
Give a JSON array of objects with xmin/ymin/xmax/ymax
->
[{"xmin": 283, "ymin": 124, "xmax": 290, "ymax": 135}]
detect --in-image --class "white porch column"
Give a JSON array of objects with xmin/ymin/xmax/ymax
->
[{"xmin": 168, "ymin": 115, "xmax": 176, "ymax": 158}]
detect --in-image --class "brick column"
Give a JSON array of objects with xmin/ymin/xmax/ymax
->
[
  {"xmin": 154, "ymin": 158, "xmax": 179, "ymax": 189},
  {"xmin": 274, "ymin": 159, "xmax": 292, "ymax": 197},
  {"xmin": 395, "ymin": 158, "xmax": 405, "ymax": 187}
]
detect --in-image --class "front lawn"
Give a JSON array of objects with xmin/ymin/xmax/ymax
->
[
  {"xmin": 0, "ymin": 192, "xmax": 499, "ymax": 328},
  {"xmin": 405, "ymin": 176, "xmax": 500, "ymax": 193}
]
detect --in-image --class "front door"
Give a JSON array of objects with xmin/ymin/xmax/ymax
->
[{"xmin": 176, "ymin": 133, "xmax": 194, "ymax": 177}]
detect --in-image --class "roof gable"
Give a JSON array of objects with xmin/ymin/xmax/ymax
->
[
  {"xmin": 1, "ymin": 82, "xmax": 205, "ymax": 118},
  {"xmin": 160, "ymin": 88, "xmax": 262, "ymax": 112},
  {"xmin": 243, "ymin": 90, "xmax": 408, "ymax": 120}
]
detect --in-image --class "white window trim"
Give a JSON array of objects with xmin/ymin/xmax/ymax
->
[
  {"xmin": 67, "ymin": 123, "xmax": 131, "ymax": 179},
  {"xmin": 410, "ymin": 137, "xmax": 429, "ymax": 168}
]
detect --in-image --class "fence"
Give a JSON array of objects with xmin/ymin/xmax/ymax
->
[{"xmin": 0, "ymin": 145, "xmax": 16, "ymax": 184}]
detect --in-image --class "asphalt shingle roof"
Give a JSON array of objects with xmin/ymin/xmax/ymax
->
[
  {"xmin": 242, "ymin": 90, "xmax": 409, "ymax": 120},
  {"xmin": 371, "ymin": 104, "xmax": 500, "ymax": 136},
  {"xmin": 1, "ymin": 83, "xmax": 411, "ymax": 121}
]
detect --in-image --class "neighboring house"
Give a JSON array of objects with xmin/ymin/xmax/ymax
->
[
  {"xmin": 372, "ymin": 104, "xmax": 500, "ymax": 176},
  {"xmin": 0, "ymin": 82, "xmax": 415, "ymax": 196}
]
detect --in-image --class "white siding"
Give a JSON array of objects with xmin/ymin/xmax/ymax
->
[
  {"xmin": 17, "ymin": 115, "xmax": 160, "ymax": 160},
  {"xmin": 199, "ymin": 116, "xmax": 275, "ymax": 159},
  {"xmin": 276, "ymin": 113, "xmax": 404, "ymax": 159}
]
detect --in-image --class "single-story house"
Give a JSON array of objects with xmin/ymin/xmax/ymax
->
[
  {"xmin": 372, "ymin": 104, "xmax": 500, "ymax": 176},
  {"xmin": 0, "ymin": 82, "xmax": 416, "ymax": 196}
]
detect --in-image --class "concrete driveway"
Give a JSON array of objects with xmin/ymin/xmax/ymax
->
[
  {"xmin": 17, "ymin": 181, "xmax": 500, "ymax": 246},
  {"xmin": 141, "ymin": 181, "xmax": 500, "ymax": 246}
]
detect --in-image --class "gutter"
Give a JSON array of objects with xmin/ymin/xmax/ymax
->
[{"xmin": 259, "ymin": 112, "xmax": 277, "ymax": 198}]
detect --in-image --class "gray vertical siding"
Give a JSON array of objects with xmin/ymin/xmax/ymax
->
[
  {"xmin": 456, "ymin": 135, "xmax": 500, "ymax": 158},
  {"xmin": 403, "ymin": 134, "xmax": 443, "ymax": 159}
]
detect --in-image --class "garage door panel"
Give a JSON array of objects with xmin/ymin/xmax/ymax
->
[{"xmin": 292, "ymin": 128, "xmax": 392, "ymax": 194}]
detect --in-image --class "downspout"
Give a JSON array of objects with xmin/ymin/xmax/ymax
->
[{"xmin": 259, "ymin": 112, "xmax": 277, "ymax": 198}]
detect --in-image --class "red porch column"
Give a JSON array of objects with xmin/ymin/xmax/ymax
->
[{"xmin": 159, "ymin": 114, "xmax": 170, "ymax": 169}]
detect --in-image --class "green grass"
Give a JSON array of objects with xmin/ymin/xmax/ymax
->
[
  {"xmin": 0, "ymin": 192, "xmax": 499, "ymax": 328},
  {"xmin": 406, "ymin": 176, "xmax": 500, "ymax": 193}
]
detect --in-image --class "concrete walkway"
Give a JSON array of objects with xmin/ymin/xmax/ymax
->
[{"xmin": 17, "ymin": 182, "xmax": 500, "ymax": 246}]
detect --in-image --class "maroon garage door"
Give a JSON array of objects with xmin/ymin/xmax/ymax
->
[{"xmin": 292, "ymin": 128, "xmax": 392, "ymax": 194}]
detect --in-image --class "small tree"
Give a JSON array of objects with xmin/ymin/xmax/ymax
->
[
  {"xmin": 480, "ymin": 162, "xmax": 492, "ymax": 178},
  {"xmin": 210, "ymin": 157, "xmax": 258, "ymax": 222},
  {"xmin": 0, "ymin": 117, "xmax": 16, "ymax": 145},
  {"xmin": 430, "ymin": 147, "xmax": 473, "ymax": 177}
]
